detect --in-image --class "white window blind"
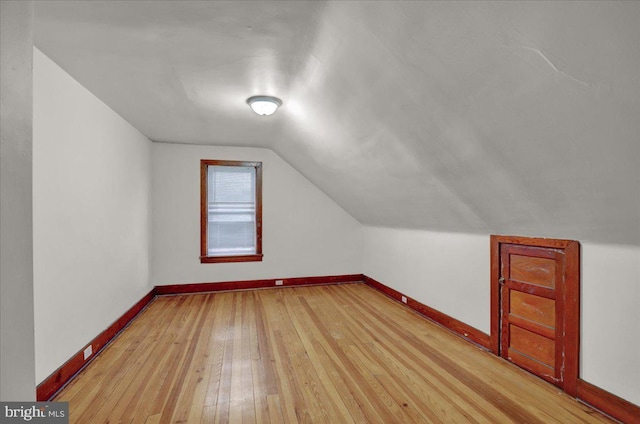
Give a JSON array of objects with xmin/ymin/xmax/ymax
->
[{"xmin": 207, "ymin": 165, "xmax": 256, "ymax": 256}]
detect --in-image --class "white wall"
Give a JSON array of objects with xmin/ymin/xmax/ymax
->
[
  {"xmin": 33, "ymin": 48, "xmax": 152, "ymax": 384},
  {"xmin": 152, "ymin": 143, "xmax": 362, "ymax": 285},
  {"xmin": 362, "ymin": 227, "xmax": 490, "ymax": 334},
  {"xmin": 0, "ymin": 0, "xmax": 36, "ymax": 401},
  {"xmin": 581, "ymin": 242, "xmax": 640, "ymax": 404},
  {"xmin": 362, "ymin": 227, "xmax": 640, "ymax": 405}
]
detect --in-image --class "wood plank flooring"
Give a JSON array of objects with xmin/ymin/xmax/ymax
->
[{"xmin": 54, "ymin": 283, "xmax": 611, "ymax": 423}]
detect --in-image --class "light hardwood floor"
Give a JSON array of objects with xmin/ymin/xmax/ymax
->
[{"xmin": 54, "ymin": 283, "xmax": 611, "ymax": 423}]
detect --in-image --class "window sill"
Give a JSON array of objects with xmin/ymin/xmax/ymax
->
[{"xmin": 200, "ymin": 254, "xmax": 263, "ymax": 264}]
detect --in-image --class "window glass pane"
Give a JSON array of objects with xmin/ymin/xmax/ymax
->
[{"xmin": 207, "ymin": 165, "xmax": 256, "ymax": 256}]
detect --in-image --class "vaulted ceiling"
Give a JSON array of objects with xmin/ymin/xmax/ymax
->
[{"xmin": 34, "ymin": 1, "xmax": 639, "ymax": 245}]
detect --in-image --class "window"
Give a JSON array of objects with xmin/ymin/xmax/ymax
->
[{"xmin": 200, "ymin": 160, "xmax": 262, "ymax": 263}]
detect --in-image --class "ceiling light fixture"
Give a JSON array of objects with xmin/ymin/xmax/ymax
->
[{"xmin": 246, "ymin": 95, "xmax": 282, "ymax": 116}]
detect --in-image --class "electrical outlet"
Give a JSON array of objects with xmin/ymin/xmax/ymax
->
[
  {"xmin": 275, "ymin": 280, "xmax": 284, "ymax": 286},
  {"xmin": 401, "ymin": 296, "xmax": 407, "ymax": 304},
  {"xmin": 83, "ymin": 345, "xmax": 93, "ymax": 360}
]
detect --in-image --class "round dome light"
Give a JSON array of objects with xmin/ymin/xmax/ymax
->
[{"xmin": 246, "ymin": 95, "xmax": 282, "ymax": 116}]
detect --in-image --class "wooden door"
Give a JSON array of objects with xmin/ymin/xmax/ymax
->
[
  {"xmin": 490, "ymin": 236, "xmax": 580, "ymax": 397},
  {"xmin": 500, "ymin": 244, "xmax": 563, "ymax": 384}
]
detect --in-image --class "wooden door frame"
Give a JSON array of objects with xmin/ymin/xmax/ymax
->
[{"xmin": 490, "ymin": 235, "xmax": 580, "ymax": 397}]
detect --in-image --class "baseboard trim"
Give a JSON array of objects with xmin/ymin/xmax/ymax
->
[
  {"xmin": 36, "ymin": 289, "xmax": 156, "ymax": 401},
  {"xmin": 155, "ymin": 274, "xmax": 364, "ymax": 295},
  {"xmin": 36, "ymin": 274, "xmax": 639, "ymax": 423},
  {"xmin": 362, "ymin": 275, "xmax": 490, "ymax": 349},
  {"xmin": 362, "ymin": 275, "xmax": 640, "ymax": 422},
  {"xmin": 577, "ymin": 379, "xmax": 640, "ymax": 424},
  {"xmin": 36, "ymin": 274, "xmax": 361, "ymax": 400}
]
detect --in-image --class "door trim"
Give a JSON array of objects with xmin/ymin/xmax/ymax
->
[{"xmin": 490, "ymin": 235, "xmax": 580, "ymax": 397}]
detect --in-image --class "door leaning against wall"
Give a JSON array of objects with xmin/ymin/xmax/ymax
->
[{"xmin": 490, "ymin": 235, "xmax": 580, "ymax": 397}]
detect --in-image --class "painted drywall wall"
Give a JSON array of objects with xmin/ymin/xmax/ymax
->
[
  {"xmin": 363, "ymin": 227, "xmax": 640, "ymax": 405},
  {"xmin": 32, "ymin": 48, "xmax": 152, "ymax": 384},
  {"xmin": 362, "ymin": 227, "xmax": 490, "ymax": 334},
  {"xmin": 151, "ymin": 143, "xmax": 362, "ymax": 285},
  {"xmin": 0, "ymin": 0, "xmax": 36, "ymax": 401},
  {"xmin": 581, "ymin": 242, "xmax": 640, "ymax": 404}
]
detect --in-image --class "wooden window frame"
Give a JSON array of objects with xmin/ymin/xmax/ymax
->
[{"xmin": 200, "ymin": 159, "xmax": 263, "ymax": 264}]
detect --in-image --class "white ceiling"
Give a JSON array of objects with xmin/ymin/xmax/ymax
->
[{"xmin": 34, "ymin": 1, "xmax": 639, "ymax": 245}]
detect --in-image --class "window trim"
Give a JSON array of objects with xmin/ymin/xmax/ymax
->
[{"xmin": 200, "ymin": 159, "xmax": 263, "ymax": 263}]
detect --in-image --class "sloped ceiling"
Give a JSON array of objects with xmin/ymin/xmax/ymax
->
[{"xmin": 34, "ymin": 1, "xmax": 639, "ymax": 245}]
